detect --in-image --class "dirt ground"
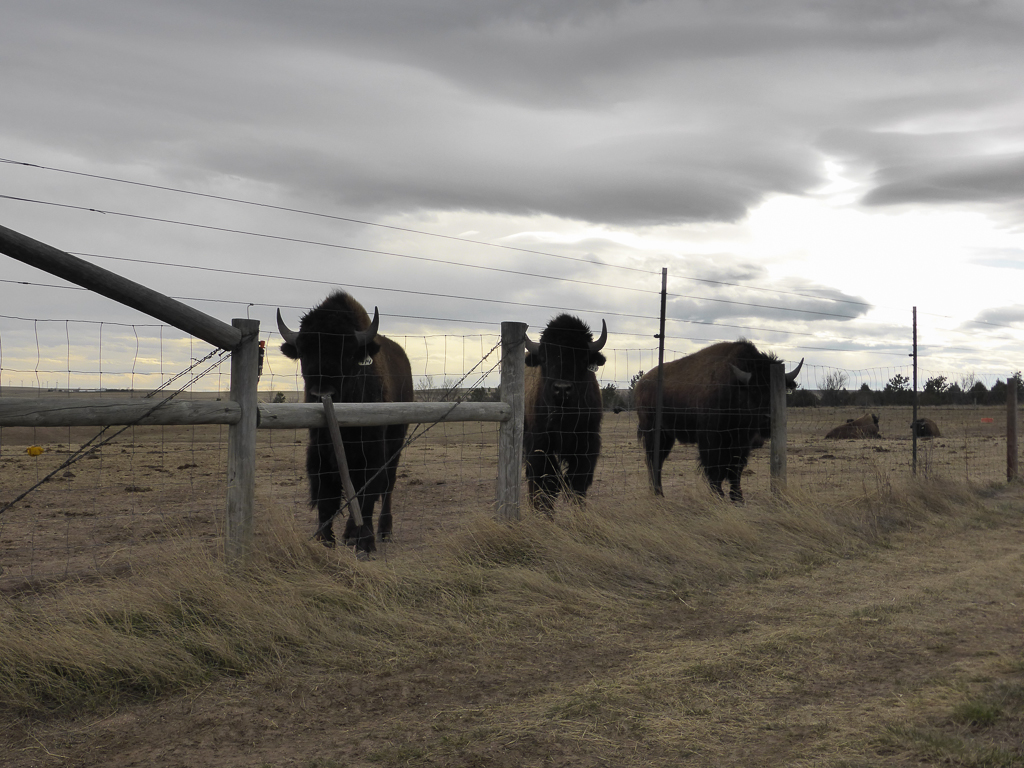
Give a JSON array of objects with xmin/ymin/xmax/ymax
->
[
  {"xmin": 2, "ymin": 492, "xmax": 1022, "ymax": 766},
  {"xmin": 0, "ymin": 403, "xmax": 1014, "ymax": 589},
  {"xmin": 1, "ymin": 402, "xmax": 1022, "ymax": 766}
]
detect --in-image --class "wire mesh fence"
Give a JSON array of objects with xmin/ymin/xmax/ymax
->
[{"xmin": 2, "ymin": 317, "xmax": 1021, "ymax": 590}]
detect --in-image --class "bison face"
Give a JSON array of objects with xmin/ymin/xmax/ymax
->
[
  {"xmin": 735, "ymin": 373, "xmax": 773, "ymax": 437},
  {"xmin": 728, "ymin": 356, "xmax": 804, "ymax": 438},
  {"xmin": 278, "ymin": 307, "xmax": 382, "ymax": 400},
  {"xmin": 728, "ymin": 363, "xmax": 774, "ymax": 438},
  {"xmin": 528, "ymin": 344, "xmax": 606, "ymax": 406},
  {"xmin": 525, "ymin": 317, "xmax": 607, "ymax": 408}
]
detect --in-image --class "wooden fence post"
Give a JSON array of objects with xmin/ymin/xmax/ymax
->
[
  {"xmin": 496, "ymin": 321, "xmax": 526, "ymax": 521},
  {"xmin": 770, "ymin": 363, "xmax": 788, "ymax": 495},
  {"xmin": 225, "ymin": 319, "xmax": 260, "ymax": 562},
  {"xmin": 1008, "ymin": 376, "xmax": 1018, "ymax": 483}
]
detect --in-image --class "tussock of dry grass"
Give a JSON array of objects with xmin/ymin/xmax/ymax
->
[{"xmin": 0, "ymin": 476, "xmax": 1010, "ymax": 722}]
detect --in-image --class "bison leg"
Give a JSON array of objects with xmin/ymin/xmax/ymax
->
[
  {"xmin": 342, "ymin": 515, "xmax": 376, "ymax": 553},
  {"xmin": 377, "ymin": 428, "xmax": 408, "ymax": 541},
  {"xmin": 377, "ymin": 492, "xmax": 394, "ymax": 541},
  {"xmin": 725, "ymin": 462, "xmax": 746, "ymax": 503},
  {"xmin": 640, "ymin": 429, "xmax": 674, "ymax": 495},
  {"xmin": 341, "ymin": 489, "xmax": 378, "ymax": 554},
  {"xmin": 309, "ymin": 458, "xmax": 343, "ymax": 546},
  {"xmin": 526, "ymin": 450, "xmax": 563, "ymax": 512},
  {"xmin": 698, "ymin": 443, "xmax": 748, "ymax": 503},
  {"xmin": 313, "ymin": 496, "xmax": 341, "ymax": 546},
  {"xmin": 564, "ymin": 445, "xmax": 600, "ymax": 503}
]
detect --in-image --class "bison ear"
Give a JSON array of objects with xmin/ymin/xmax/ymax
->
[
  {"xmin": 525, "ymin": 351, "xmax": 543, "ymax": 367},
  {"xmin": 588, "ymin": 351, "xmax": 607, "ymax": 371},
  {"xmin": 280, "ymin": 341, "xmax": 299, "ymax": 360}
]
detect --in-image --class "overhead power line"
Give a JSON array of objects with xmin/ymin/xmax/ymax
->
[
  {"xmin": 0, "ymin": 156, "xmax": 658, "ymax": 275},
  {"xmin": 2, "ymin": 193, "xmax": 861, "ymax": 321},
  {"xmin": 2, "ymin": 156, "xmax": 875, "ymax": 310}
]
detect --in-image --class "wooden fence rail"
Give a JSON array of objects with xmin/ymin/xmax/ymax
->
[
  {"xmin": 0, "ymin": 398, "xmax": 513, "ymax": 429},
  {"xmin": 1, "ymin": 222, "xmax": 524, "ymax": 561}
]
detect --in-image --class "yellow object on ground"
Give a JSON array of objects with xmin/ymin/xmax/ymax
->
[{"xmin": 26, "ymin": 445, "xmax": 44, "ymax": 456}]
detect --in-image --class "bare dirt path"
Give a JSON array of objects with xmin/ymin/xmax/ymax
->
[{"xmin": 6, "ymin": 502, "xmax": 1023, "ymax": 767}]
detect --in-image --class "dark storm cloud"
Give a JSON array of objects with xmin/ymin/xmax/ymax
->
[
  {"xmin": 667, "ymin": 279, "xmax": 870, "ymax": 328},
  {"xmin": 7, "ymin": 0, "xmax": 1021, "ymax": 228},
  {"xmin": 2, "ymin": 0, "xmax": 1024, "ymax": 377},
  {"xmin": 862, "ymin": 153, "xmax": 1024, "ymax": 207}
]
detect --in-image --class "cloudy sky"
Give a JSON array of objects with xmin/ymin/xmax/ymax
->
[{"xmin": 2, "ymin": 0, "xmax": 1023, "ymax": 392}]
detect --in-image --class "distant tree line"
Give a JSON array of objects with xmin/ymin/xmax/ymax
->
[{"xmin": 788, "ymin": 371, "xmax": 1024, "ymax": 408}]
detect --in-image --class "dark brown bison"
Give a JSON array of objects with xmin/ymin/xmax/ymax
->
[
  {"xmin": 278, "ymin": 291, "xmax": 413, "ymax": 552},
  {"xmin": 523, "ymin": 314, "xmax": 607, "ymax": 511},
  {"xmin": 912, "ymin": 417, "xmax": 941, "ymax": 437},
  {"xmin": 825, "ymin": 413, "xmax": 880, "ymax": 439},
  {"xmin": 634, "ymin": 340, "xmax": 802, "ymax": 502}
]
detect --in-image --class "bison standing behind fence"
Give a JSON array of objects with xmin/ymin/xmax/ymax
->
[
  {"xmin": 635, "ymin": 340, "xmax": 802, "ymax": 502},
  {"xmin": 523, "ymin": 314, "xmax": 607, "ymax": 512},
  {"xmin": 278, "ymin": 291, "xmax": 413, "ymax": 552}
]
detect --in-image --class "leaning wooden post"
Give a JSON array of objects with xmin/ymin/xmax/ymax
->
[
  {"xmin": 225, "ymin": 318, "xmax": 260, "ymax": 563},
  {"xmin": 320, "ymin": 394, "xmax": 364, "ymax": 529},
  {"xmin": 496, "ymin": 321, "xmax": 527, "ymax": 521},
  {"xmin": 1008, "ymin": 376, "xmax": 1018, "ymax": 483},
  {"xmin": 769, "ymin": 363, "xmax": 788, "ymax": 495}
]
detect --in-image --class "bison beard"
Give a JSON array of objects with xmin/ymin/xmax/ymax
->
[
  {"xmin": 278, "ymin": 291, "xmax": 413, "ymax": 553},
  {"xmin": 523, "ymin": 314, "xmax": 607, "ymax": 512},
  {"xmin": 635, "ymin": 340, "xmax": 802, "ymax": 502}
]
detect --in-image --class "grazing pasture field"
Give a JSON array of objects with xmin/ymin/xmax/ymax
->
[
  {"xmin": 1, "ymin": 398, "xmax": 1022, "ymax": 766},
  {"xmin": 1, "ymin": 403, "xmax": 1013, "ymax": 587}
]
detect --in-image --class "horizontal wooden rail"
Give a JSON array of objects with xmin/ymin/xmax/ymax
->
[
  {"xmin": 0, "ymin": 397, "xmax": 510, "ymax": 429},
  {"xmin": 0, "ymin": 398, "xmax": 239, "ymax": 427},
  {"xmin": 257, "ymin": 401, "xmax": 510, "ymax": 429}
]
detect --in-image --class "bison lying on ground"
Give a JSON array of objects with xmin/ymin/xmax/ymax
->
[
  {"xmin": 912, "ymin": 417, "xmax": 941, "ymax": 438},
  {"xmin": 825, "ymin": 413, "xmax": 880, "ymax": 439}
]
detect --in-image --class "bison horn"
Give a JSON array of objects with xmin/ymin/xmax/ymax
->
[
  {"xmin": 353, "ymin": 306, "xmax": 380, "ymax": 346},
  {"xmin": 524, "ymin": 333, "xmax": 541, "ymax": 356},
  {"xmin": 276, "ymin": 309, "xmax": 299, "ymax": 345},
  {"xmin": 730, "ymin": 364, "xmax": 753, "ymax": 385},
  {"xmin": 589, "ymin": 319, "xmax": 608, "ymax": 352},
  {"xmin": 786, "ymin": 358, "xmax": 804, "ymax": 384}
]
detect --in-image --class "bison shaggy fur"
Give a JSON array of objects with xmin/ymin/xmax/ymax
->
[
  {"xmin": 912, "ymin": 417, "xmax": 941, "ymax": 438},
  {"xmin": 634, "ymin": 339, "xmax": 802, "ymax": 502},
  {"xmin": 825, "ymin": 413, "xmax": 880, "ymax": 439},
  {"xmin": 278, "ymin": 291, "xmax": 413, "ymax": 552},
  {"xmin": 523, "ymin": 314, "xmax": 607, "ymax": 511}
]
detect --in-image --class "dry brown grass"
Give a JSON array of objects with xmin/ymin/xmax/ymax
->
[
  {"xmin": 2, "ymin": 474, "xmax": 1023, "ymax": 766},
  {"xmin": 2, "ymin": 398, "xmax": 1023, "ymax": 765}
]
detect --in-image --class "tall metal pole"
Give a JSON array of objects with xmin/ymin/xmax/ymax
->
[
  {"xmin": 769, "ymin": 363, "xmax": 787, "ymax": 495},
  {"xmin": 1008, "ymin": 374, "xmax": 1018, "ymax": 483},
  {"xmin": 652, "ymin": 268, "xmax": 667, "ymax": 490},
  {"xmin": 912, "ymin": 306, "xmax": 918, "ymax": 476}
]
